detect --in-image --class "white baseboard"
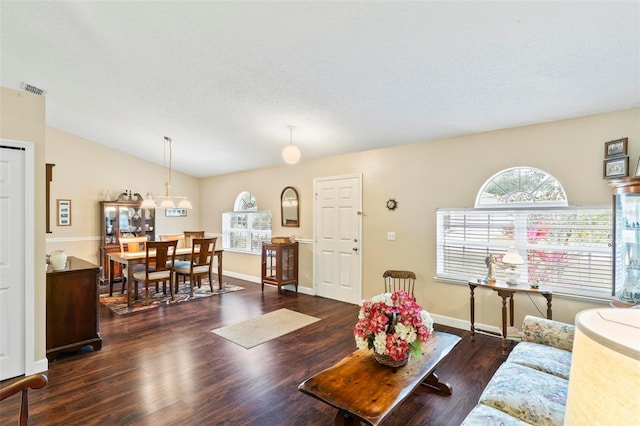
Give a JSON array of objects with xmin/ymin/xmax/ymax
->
[{"xmin": 222, "ymin": 271, "xmax": 315, "ymax": 296}]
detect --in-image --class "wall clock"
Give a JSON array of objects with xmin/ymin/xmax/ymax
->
[{"xmin": 386, "ymin": 198, "xmax": 398, "ymax": 211}]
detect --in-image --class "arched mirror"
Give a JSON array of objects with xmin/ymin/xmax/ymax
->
[{"xmin": 281, "ymin": 186, "xmax": 299, "ymax": 227}]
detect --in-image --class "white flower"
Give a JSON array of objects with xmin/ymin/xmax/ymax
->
[
  {"xmin": 355, "ymin": 336, "xmax": 369, "ymax": 350},
  {"xmin": 395, "ymin": 323, "xmax": 417, "ymax": 344},
  {"xmin": 370, "ymin": 292, "xmax": 393, "ymax": 306},
  {"xmin": 421, "ymin": 310, "xmax": 434, "ymax": 333},
  {"xmin": 373, "ymin": 332, "xmax": 387, "ymax": 354}
]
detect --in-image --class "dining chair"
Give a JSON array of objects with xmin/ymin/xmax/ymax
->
[
  {"xmin": 159, "ymin": 233, "xmax": 186, "ymax": 248},
  {"xmin": 183, "ymin": 231, "xmax": 205, "ymax": 248},
  {"xmin": 383, "ymin": 270, "xmax": 416, "ymax": 298},
  {"xmin": 110, "ymin": 235, "xmax": 148, "ymax": 296},
  {"xmin": 175, "ymin": 237, "xmax": 217, "ymax": 296},
  {"xmin": 132, "ymin": 240, "xmax": 178, "ymax": 305},
  {"xmin": 0, "ymin": 373, "xmax": 48, "ymax": 426}
]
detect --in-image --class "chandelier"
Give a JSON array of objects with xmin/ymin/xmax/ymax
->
[
  {"xmin": 140, "ymin": 136, "xmax": 192, "ymax": 210},
  {"xmin": 282, "ymin": 125, "xmax": 301, "ymax": 164}
]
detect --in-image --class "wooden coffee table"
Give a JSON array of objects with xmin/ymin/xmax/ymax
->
[{"xmin": 298, "ymin": 331, "xmax": 461, "ymax": 425}]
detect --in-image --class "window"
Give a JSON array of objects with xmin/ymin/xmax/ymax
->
[
  {"xmin": 436, "ymin": 168, "xmax": 612, "ymax": 299},
  {"xmin": 222, "ymin": 191, "xmax": 271, "ymax": 254}
]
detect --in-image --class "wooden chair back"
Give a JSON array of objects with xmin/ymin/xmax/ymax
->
[
  {"xmin": 0, "ymin": 373, "xmax": 47, "ymax": 426},
  {"xmin": 383, "ymin": 270, "xmax": 416, "ymax": 297},
  {"xmin": 119, "ymin": 236, "xmax": 147, "ymax": 253},
  {"xmin": 145, "ymin": 240, "xmax": 177, "ymax": 276},
  {"xmin": 184, "ymin": 231, "xmax": 205, "ymax": 248},
  {"xmin": 159, "ymin": 233, "xmax": 186, "ymax": 248},
  {"xmin": 191, "ymin": 237, "xmax": 217, "ymax": 269}
]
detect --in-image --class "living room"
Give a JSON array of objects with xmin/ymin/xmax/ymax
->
[{"xmin": 1, "ymin": 2, "xmax": 639, "ymax": 424}]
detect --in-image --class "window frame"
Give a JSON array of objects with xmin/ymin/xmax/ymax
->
[{"xmin": 222, "ymin": 191, "xmax": 272, "ymax": 254}]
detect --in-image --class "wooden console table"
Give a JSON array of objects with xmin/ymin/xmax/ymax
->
[
  {"xmin": 468, "ymin": 280, "xmax": 552, "ymax": 356},
  {"xmin": 298, "ymin": 332, "xmax": 461, "ymax": 425}
]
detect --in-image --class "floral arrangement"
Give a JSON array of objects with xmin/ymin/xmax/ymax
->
[{"xmin": 354, "ymin": 290, "xmax": 434, "ymax": 361}]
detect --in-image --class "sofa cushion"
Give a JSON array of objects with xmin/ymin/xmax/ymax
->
[
  {"xmin": 507, "ymin": 341, "xmax": 572, "ymax": 380},
  {"xmin": 479, "ymin": 363, "xmax": 568, "ymax": 426},
  {"xmin": 521, "ymin": 315, "xmax": 574, "ymax": 352},
  {"xmin": 461, "ymin": 404, "xmax": 530, "ymax": 426}
]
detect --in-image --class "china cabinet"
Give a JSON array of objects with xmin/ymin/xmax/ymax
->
[
  {"xmin": 261, "ymin": 241, "xmax": 299, "ymax": 294},
  {"xmin": 609, "ymin": 177, "xmax": 640, "ymax": 307},
  {"xmin": 99, "ymin": 191, "xmax": 155, "ymax": 283}
]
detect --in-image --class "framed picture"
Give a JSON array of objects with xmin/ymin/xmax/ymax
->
[
  {"xmin": 165, "ymin": 208, "xmax": 187, "ymax": 217},
  {"xmin": 604, "ymin": 138, "xmax": 628, "ymax": 158},
  {"xmin": 57, "ymin": 199, "xmax": 72, "ymax": 226},
  {"xmin": 603, "ymin": 156, "xmax": 629, "ymax": 179}
]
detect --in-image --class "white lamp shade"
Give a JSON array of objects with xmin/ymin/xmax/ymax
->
[
  {"xmin": 140, "ymin": 197, "xmax": 157, "ymax": 209},
  {"xmin": 177, "ymin": 198, "xmax": 193, "ymax": 209},
  {"xmin": 282, "ymin": 145, "xmax": 301, "ymax": 164},
  {"xmin": 502, "ymin": 249, "xmax": 524, "ymax": 266},
  {"xmin": 564, "ymin": 308, "xmax": 640, "ymax": 425},
  {"xmin": 160, "ymin": 198, "xmax": 176, "ymax": 209}
]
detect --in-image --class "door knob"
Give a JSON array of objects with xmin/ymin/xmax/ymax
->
[{"xmin": 353, "ymin": 247, "xmax": 358, "ymax": 252}]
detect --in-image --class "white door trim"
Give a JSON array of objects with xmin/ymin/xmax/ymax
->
[{"xmin": 1, "ymin": 139, "xmax": 37, "ymax": 376}]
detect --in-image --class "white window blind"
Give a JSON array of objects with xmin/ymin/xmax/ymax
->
[
  {"xmin": 222, "ymin": 210, "xmax": 271, "ymax": 254},
  {"xmin": 436, "ymin": 206, "xmax": 612, "ymax": 299}
]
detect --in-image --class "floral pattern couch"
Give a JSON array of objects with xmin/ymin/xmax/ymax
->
[{"xmin": 461, "ymin": 315, "xmax": 575, "ymax": 425}]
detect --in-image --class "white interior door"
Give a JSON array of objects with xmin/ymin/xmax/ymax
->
[
  {"xmin": 314, "ymin": 174, "xmax": 362, "ymax": 304},
  {"xmin": 0, "ymin": 145, "xmax": 26, "ymax": 380}
]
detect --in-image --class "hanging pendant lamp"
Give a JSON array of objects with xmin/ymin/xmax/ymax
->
[
  {"xmin": 140, "ymin": 136, "xmax": 193, "ymax": 209},
  {"xmin": 282, "ymin": 125, "xmax": 301, "ymax": 165}
]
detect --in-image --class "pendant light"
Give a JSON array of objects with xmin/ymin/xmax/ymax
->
[
  {"xmin": 141, "ymin": 136, "xmax": 193, "ymax": 210},
  {"xmin": 282, "ymin": 125, "xmax": 301, "ymax": 165}
]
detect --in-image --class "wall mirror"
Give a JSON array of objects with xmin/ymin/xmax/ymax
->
[{"xmin": 281, "ymin": 186, "xmax": 299, "ymax": 227}]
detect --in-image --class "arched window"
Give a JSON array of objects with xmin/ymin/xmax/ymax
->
[
  {"xmin": 222, "ymin": 191, "xmax": 271, "ymax": 254},
  {"xmin": 475, "ymin": 167, "xmax": 567, "ymax": 207},
  {"xmin": 437, "ymin": 167, "xmax": 611, "ymax": 299}
]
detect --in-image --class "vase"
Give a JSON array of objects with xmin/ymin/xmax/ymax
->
[
  {"xmin": 374, "ymin": 351, "xmax": 410, "ymax": 368},
  {"xmin": 50, "ymin": 250, "xmax": 67, "ymax": 271}
]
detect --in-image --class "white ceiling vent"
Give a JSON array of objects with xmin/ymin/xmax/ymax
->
[{"xmin": 20, "ymin": 82, "xmax": 46, "ymax": 96}]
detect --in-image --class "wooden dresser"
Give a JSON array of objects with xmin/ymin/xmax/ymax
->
[{"xmin": 46, "ymin": 256, "xmax": 102, "ymax": 361}]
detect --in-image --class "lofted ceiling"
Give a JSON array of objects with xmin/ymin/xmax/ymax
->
[{"xmin": 1, "ymin": 1, "xmax": 639, "ymax": 178}]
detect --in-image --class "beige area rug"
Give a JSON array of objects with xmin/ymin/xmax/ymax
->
[{"xmin": 211, "ymin": 308, "xmax": 321, "ymax": 349}]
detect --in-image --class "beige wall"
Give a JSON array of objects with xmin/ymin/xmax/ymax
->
[
  {"xmin": 45, "ymin": 127, "xmax": 201, "ymax": 265},
  {"xmin": 1, "ymin": 87, "xmax": 47, "ymax": 364},
  {"xmin": 200, "ymin": 108, "xmax": 640, "ymax": 327}
]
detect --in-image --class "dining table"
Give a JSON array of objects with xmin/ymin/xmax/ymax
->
[{"xmin": 108, "ymin": 247, "xmax": 224, "ymax": 308}]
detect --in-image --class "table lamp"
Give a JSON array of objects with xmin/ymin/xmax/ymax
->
[
  {"xmin": 564, "ymin": 308, "xmax": 640, "ymax": 425},
  {"xmin": 501, "ymin": 248, "xmax": 524, "ymax": 285}
]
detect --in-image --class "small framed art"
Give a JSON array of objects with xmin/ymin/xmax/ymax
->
[
  {"xmin": 603, "ymin": 156, "xmax": 629, "ymax": 179},
  {"xmin": 165, "ymin": 208, "xmax": 187, "ymax": 217},
  {"xmin": 604, "ymin": 138, "xmax": 628, "ymax": 158},
  {"xmin": 57, "ymin": 199, "xmax": 72, "ymax": 226}
]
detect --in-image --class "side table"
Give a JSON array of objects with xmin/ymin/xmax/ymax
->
[{"xmin": 468, "ymin": 280, "xmax": 552, "ymax": 356}]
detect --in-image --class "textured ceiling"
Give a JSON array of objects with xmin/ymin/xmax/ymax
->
[{"xmin": 1, "ymin": 1, "xmax": 639, "ymax": 178}]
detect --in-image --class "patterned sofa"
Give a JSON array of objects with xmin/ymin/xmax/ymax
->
[{"xmin": 461, "ymin": 315, "xmax": 575, "ymax": 425}]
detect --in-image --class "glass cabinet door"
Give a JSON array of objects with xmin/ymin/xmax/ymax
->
[
  {"xmin": 613, "ymin": 192, "xmax": 640, "ymax": 304},
  {"xmin": 104, "ymin": 206, "xmax": 117, "ymax": 244}
]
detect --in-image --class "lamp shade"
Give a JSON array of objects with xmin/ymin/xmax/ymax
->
[
  {"xmin": 564, "ymin": 308, "xmax": 640, "ymax": 425},
  {"xmin": 282, "ymin": 144, "xmax": 301, "ymax": 164},
  {"xmin": 501, "ymin": 249, "xmax": 524, "ymax": 266}
]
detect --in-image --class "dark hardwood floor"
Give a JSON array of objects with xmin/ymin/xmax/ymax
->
[{"xmin": 1, "ymin": 276, "xmax": 509, "ymax": 425}]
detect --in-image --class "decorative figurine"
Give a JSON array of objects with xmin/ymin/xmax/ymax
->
[{"xmin": 485, "ymin": 254, "xmax": 497, "ymax": 283}]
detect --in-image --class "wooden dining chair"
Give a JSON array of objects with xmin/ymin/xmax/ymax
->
[
  {"xmin": 110, "ymin": 235, "xmax": 148, "ymax": 296},
  {"xmin": 383, "ymin": 270, "xmax": 416, "ymax": 298},
  {"xmin": 132, "ymin": 240, "xmax": 178, "ymax": 305},
  {"xmin": 175, "ymin": 237, "xmax": 217, "ymax": 296},
  {"xmin": 183, "ymin": 231, "xmax": 205, "ymax": 248},
  {"xmin": 0, "ymin": 373, "xmax": 48, "ymax": 426},
  {"xmin": 159, "ymin": 233, "xmax": 186, "ymax": 248}
]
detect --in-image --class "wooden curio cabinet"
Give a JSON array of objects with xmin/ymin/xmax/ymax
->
[
  {"xmin": 609, "ymin": 177, "xmax": 640, "ymax": 307},
  {"xmin": 99, "ymin": 192, "xmax": 155, "ymax": 283},
  {"xmin": 261, "ymin": 241, "xmax": 299, "ymax": 294}
]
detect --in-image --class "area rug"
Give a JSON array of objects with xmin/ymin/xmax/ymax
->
[
  {"xmin": 100, "ymin": 282, "xmax": 244, "ymax": 315},
  {"xmin": 211, "ymin": 308, "xmax": 321, "ymax": 349}
]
